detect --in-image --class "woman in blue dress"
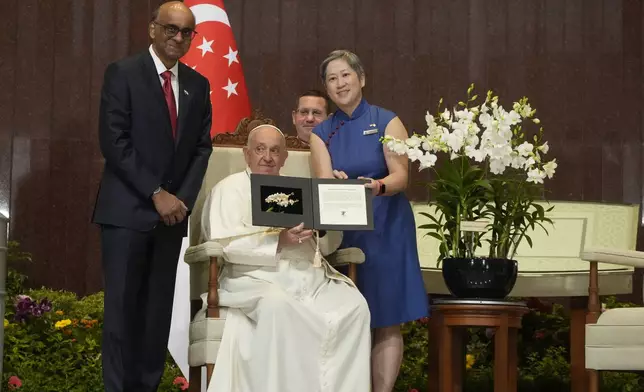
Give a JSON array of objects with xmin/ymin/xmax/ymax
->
[{"xmin": 310, "ymin": 50, "xmax": 428, "ymax": 392}]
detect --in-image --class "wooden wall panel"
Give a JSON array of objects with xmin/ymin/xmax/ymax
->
[
  {"xmin": 0, "ymin": 0, "xmax": 18, "ymax": 221},
  {"xmin": 11, "ymin": 0, "xmax": 57, "ymax": 291},
  {"xmin": 2, "ymin": 0, "xmax": 643, "ymax": 296}
]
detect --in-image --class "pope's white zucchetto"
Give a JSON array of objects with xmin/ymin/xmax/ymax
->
[{"xmin": 248, "ymin": 124, "xmax": 285, "ymax": 139}]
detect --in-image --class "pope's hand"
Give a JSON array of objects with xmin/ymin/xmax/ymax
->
[
  {"xmin": 152, "ymin": 189, "xmax": 188, "ymax": 226},
  {"xmin": 332, "ymin": 170, "xmax": 348, "ymax": 179},
  {"xmin": 279, "ymin": 222, "xmax": 313, "ymax": 248}
]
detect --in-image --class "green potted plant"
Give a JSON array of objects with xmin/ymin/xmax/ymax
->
[{"xmin": 382, "ymin": 84, "xmax": 557, "ymax": 298}]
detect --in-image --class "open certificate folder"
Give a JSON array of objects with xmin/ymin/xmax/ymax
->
[{"xmin": 250, "ymin": 174, "xmax": 374, "ymax": 231}]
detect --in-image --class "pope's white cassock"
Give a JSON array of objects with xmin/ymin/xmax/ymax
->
[{"xmin": 201, "ymin": 168, "xmax": 371, "ymax": 392}]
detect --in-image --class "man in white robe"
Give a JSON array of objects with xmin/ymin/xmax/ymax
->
[{"xmin": 202, "ymin": 124, "xmax": 371, "ymax": 392}]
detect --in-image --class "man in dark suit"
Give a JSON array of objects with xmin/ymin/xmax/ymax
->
[{"xmin": 92, "ymin": 2, "xmax": 212, "ymax": 391}]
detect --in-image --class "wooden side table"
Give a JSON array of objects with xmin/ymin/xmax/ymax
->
[{"xmin": 427, "ymin": 299, "xmax": 529, "ymax": 392}]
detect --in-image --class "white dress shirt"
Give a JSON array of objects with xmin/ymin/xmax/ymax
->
[{"xmin": 149, "ymin": 45, "xmax": 179, "ymax": 115}]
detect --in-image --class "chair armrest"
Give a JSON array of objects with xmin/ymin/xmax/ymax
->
[
  {"xmin": 581, "ymin": 247, "xmax": 644, "ymax": 268},
  {"xmin": 184, "ymin": 241, "xmax": 224, "ymax": 264},
  {"xmin": 326, "ymin": 247, "xmax": 365, "ymax": 265},
  {"xmin": 319, "ymin": 231, "xmax": 343, "ymax": 256},
  {"xmin": 184, "ymin": 241, "xmax": 223, "ymax": 301}
]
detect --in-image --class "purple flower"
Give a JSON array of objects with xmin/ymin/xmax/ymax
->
[
  {"xmin": 39, "ymin": 298, "xmax": 52, "ymax": 313},
  {"xmin": 12, "ymin": 296, "xmax": 53, "ymax": 322},
  {"xmin": 13, "ymin": 297, "xmax": 36, "ymax": 322}
]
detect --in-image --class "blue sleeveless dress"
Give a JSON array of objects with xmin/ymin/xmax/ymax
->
[{"xmin": 313, "ymin": 98, "xmax": 428, "ymax": 328}]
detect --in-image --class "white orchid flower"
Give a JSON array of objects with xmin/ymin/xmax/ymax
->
[
  {"xmin": 441, "ymin": 109, "xmax": 452, "ymax": 123},
  {"xmin": 527, "ymin": 168, "xmax": 546, "ymax": 184},
  {"xmin": 516, "ymin": 142, "xmax": 534, "ymax": 157},
  {"xmin": 489, "ymin": 158, "xmax": 507, "ymax": 175},
  {"xmin": 418, "ymin": 152, "xmax": 438, "ymax": 170},
  {"xmin": 406, "ymin": 147, "xmax": 423, "ymax": 162},
  {"xmin": 543, "ymin": 159, "xmax": 557, "ymax": 178},
  {"xmin": 425, "ymin": 111, "xmax": 435, "ymax": 126},
  {"xmin": 465, "ymin": 146, "xmax": 486, "ymax": 162},
  {"xmin": 405, "ymin": 136, "xmax": 421, "ymax": 149}
]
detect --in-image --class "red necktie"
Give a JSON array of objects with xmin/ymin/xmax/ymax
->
[{"xmin": 161, "ymin": 70, "xmax": 177, "ymax": 138}]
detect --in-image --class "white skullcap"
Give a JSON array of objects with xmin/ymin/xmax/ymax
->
[{"xmin": 248, "ymin": 124, "xmax": 285, "ymax": 139}]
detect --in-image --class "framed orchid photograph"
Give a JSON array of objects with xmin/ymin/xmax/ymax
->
[
  {"xmin": 250, "ymin": 174, "xmax": 374, "ymax": 231},
  {"xmin": 260, "ymin": 187, "xmax": 304, "ymax": 215},
  {"xmin": 251, "ymin": 174, "xmax": 313, "ymax": 229}
]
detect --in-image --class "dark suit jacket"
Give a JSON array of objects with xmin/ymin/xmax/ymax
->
[{"xmin": 92, "ymin": 50, "xmax": 213, "ymax": 232}]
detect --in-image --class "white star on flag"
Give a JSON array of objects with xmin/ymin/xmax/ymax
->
[
  {"xmin": 223, "ymin": 47, "xmax": 239, "ymax": 67},
  {"xmin": 222, "ymin": 78, "xmax": 238, "ymax": 98},
  {"xmin": 180, "ymin": 0, "xmax": 251, "ymax": 136},
  {"xmin": 196, "ymin": 36, "xmax": 214, "ymax": 57}
]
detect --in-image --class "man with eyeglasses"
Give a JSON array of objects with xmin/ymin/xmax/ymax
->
[
  {"xmin": 92, "ymin": 1, "xmax": 212, "ymax": 391},
  {"xmin": 292, "ymin": 89, "xmax": 330, "ymax": 144}
]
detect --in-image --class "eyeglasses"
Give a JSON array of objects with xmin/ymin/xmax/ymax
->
[{"xmin": 153, "ymin": 21, "xmax": 197, "ymax": 40}]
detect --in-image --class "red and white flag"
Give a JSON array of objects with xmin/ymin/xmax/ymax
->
[{"xmin": 182, "ymin": 0, "xmax": 251, "ymax": 136}]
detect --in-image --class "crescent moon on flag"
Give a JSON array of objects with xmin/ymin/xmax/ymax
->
[{"xmin": 190, "ymin": 3, "xmax": 231, "ymax": 27}]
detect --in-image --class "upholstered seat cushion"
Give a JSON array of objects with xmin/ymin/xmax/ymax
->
[
  {"xmin": 326, "ymin": 247, "xmax": 365, "ymax": 265},
  {"xmin": 586, "ymin": 307, "xmax": 644, "ymax": 371},
  {"xmin": 188, "ymin": 297, "xmax": 228, "ymax": 367}
]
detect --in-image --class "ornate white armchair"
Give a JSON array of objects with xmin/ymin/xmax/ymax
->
[
  {"xmin": 581, "ymin": 248, "xmax": 644, "ymax": 392},
  {"xmin": 183, "ymin": 115, "xmax": 364, "ymax": 391}
]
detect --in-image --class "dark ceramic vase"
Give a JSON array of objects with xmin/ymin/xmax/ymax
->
[{"xmin": 441, "ymin": 257, "xmax": 518, "ymax": 299}]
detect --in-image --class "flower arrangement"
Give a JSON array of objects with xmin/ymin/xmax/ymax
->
[
  {"xmin": 382, "ymin": 84, "xmax": 557, "ymax": 262},
  {"xmin": 265, "ymin": 192, "xmax": 298, "ymax": 213}
]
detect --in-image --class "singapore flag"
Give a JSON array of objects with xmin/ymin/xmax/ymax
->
[{"xmin": 182, "ymin": 0, "xmax": 251, "ymax": 136}]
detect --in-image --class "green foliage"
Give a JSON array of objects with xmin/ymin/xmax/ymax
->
[
  {"xmin": 396, "ymin": 318, "xmax": 429, "ymax": 391},
  {"xmin": 6, "ymin": 268, "xmax": 27, "ymax": 300},
  {"xmin": 426, "ymin": 152, "xmax": 554, "ymax": 263},
  {"xmin": 2, "ymin": 264, "xmax": 186, "ymax": 391},
  {"xmin": 484, "ymin": 173, "xmax": 553, "ymax": 259},
  {"xmin": 396, "ymin": 296, "xmax": 644, "ymax": 392},
  {"xmin": 7, "ymin": 241, "xmax": 32, "ymax": 264},
  {"xmin": 421, "ymin": 157, "xmax": 489, "ymax": 263},
  {"xmin": 6, "ymin": 241, "xmax": 31, "ymax": 298}
]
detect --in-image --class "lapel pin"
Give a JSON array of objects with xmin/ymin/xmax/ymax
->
[
  {"xmin": 183, "ymin": 89, "xmax": 189, "ymax": 96},
  {"xmin": 363, "ymin": 128, "xmax": 378, "ymax": 135}
]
